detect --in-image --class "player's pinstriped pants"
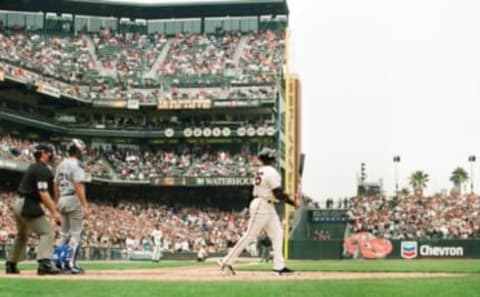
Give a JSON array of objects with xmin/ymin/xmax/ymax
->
[
  {"xmin": 222, "ymin": 198, "xmax": 285, "ymax": 270},
  {"xmin": 152, "ymin": 244, "xmax": 162, "ymax": 261}
]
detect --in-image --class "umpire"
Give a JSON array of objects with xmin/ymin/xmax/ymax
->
[{"xmin": 5, "ymin": 143, "xmax": 61, "ymax": 275}]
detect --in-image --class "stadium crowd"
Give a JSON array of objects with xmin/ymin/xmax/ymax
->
[
  {"xmin": 0, "ymin": 191, "xmax": 248, "ymax": 254},
  {"xmin": 348, "ymin": 194, "xmax": 480, "ymax": 240},
  {"xmin": 0, "ymin": 28, "xmax": 283, "ymax": 103},
  {"xmin": 312, "ymin": 230, "xmax": 332, "ymax": 241},
  {"xmin": 0, "ymin": 135, "xmax": 34, "ymax": 162},
  {"xmin": 0, "ymin": 136, "xmax": 111, "ymax": 179},
  {"xmin": 0, "ymin": 31, "xmax": 96, "ymax": 83},
  {"xmin": 104, "ymin": 146, "xmax": 256, "ymax": 180},
  {"xmin": 237, "ymin": 30, "xmax": 285, "ymax": 84},
  {"xmin": 0, "ymin": 136, "xmax": 259, "ymax": 180},
  {"xmin": 92, "ymin": 29, "xmax": 167, "ymax": 75},
  {"xmin": 159, "ymin": 32, "xmax": 239, "ymax": 78}
]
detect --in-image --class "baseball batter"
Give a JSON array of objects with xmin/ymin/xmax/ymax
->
[
  {"xmin": 54, "ymin": 138, "xmax": 89, "ymax": 274},
  {"xmin": 218, "ymin": 148, "xmax": 299, "ymax": 275}
]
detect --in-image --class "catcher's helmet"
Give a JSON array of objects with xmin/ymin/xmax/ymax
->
[
  {"xmin": 257, "ymin": 147, "xmax": 276, "ymax": 165},
  {"xmin": 67, "ymin": 138, "xmax": 86, "ymax": 157},
  {"xmin": 33, "ymin": 143, "xmax": 54, "ymax": 161}
]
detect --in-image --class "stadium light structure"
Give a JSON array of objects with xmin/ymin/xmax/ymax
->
[
  {"xmin": 393, "ymin": 155, "xmax": 401, "ymax": 197},
  {"xmin": 360, "ymin": 162, "xmax": 366, "ymax": 185},
  {"xmin": 468, "ymin": 155, "xmax": 476, "ymax": 194}
]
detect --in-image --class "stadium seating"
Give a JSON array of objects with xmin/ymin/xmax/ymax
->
[
  {"xmin": 0, "ymin": 28, "xmax": 283, "ymax": 102},
  {"xmin": 0, "ymin": 191, "xmax": 248, "ymax": 254},
  {"xmin": 348, "ymin": 195, "xmax": 480, "ymax": 240},
  {"xmin": 0, "ymin": 136, "xmax": 257, "ymax": 181}
]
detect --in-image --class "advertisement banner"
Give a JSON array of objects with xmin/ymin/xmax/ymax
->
[
  {"xmin": 150, "ymin": 176, "xmax": 253, "ymax": 186},
  {"xmin": 0, "ymin": 158, "xmax": 29, "ymax": 171},
  {"xmin": 157, "ymin": 99, "xmax": 211, "ymax": 110},
  {"xmin": 93, "ymin": 100, "xmax": 128, "ymax": 108},
  {"xmin": 285, "ymin": 75, "xmax": 298, "ymax": 204},
  {"xmin": 127, "ymin": 99, "xmax": 140, "ymax": 110},
  {"xmin": 150, "ymin": 177, "xmax": 184, "ymax": 186},
  {"xmin": 196, "ymin": 177, "xmax": 254, "ymax": 186},
  {"xmin": 36, "ymin": 82, "xmax": 61, "ymax": 98},
  {"xmin": 343, "ymin": 232, "xmax": 393, "ymax": 259},
  {"xmin": 55, "ymin": 114, "xmax": 77, "ymax": 123},
  {"xmin": 401, "ymin": 241, "xmax": 418, "ymax": 259},
  {"xmin": 399, "ymin": 241, "xmax": 465, "ymax": 259},
  {"xmin": 0, "ymin": 159, "xmax": 18, "ymax": 170},
  {"xmin": 212, "ymin": 100, "xmax": 260, "ymax": 108},
  {"xmin": 289, "ymin": 239, "xmax": 478, "ymax": 260},
  {"xmin": 339, "ymin": 237, "xmax": 472, "ymax": 260}
]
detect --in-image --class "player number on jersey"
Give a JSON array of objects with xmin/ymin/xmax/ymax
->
[{"xmin": 255, "ymin": 171, "xmax": 264, "ymax": 186}]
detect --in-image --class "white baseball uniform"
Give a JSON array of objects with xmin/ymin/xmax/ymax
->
[
  {"xmin": 151, "ymin": 229, "xmax": 163, "ymax": 262},
  {"xmin": 221, "ymin": 165, "xmax": 285, "ymax": 270}
]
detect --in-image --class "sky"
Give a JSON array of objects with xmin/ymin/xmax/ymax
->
[
  {"xmin": 11, "ymin": 0, "xmax": 478, "ymax": 200},
  {"xmin": 288, "ymin": 0, "xmax": 480, "ymax": 200}
]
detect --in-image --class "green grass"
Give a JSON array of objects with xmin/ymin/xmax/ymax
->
[
  {"xmin": 1, "ymin": 277, "xmax": 480, "ymax": 297},
  {"xmin": 1, "ymin": 260, "xmax": 480, "ymax": 297},
  {"xmin": 242, "ymin": 259, "xmax": 480, "ymax": 273}
]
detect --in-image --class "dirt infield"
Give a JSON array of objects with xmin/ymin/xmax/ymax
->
[{"xmin": 0, "ymin": 265, "xmax": 465, "ymax": 281}]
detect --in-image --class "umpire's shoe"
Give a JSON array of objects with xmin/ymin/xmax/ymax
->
[
  {"xmin": 37, "ymin": 259, "xmax": 61, "ymax": 275},
  {"xmin": 5, "ymin": 261, "xmax": 20, "ymax": 274},
  {"xmin": 272, "ymin": 267, "xmax": 294, "ymax": 276}
]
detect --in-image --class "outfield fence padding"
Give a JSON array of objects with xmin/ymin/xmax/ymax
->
[{"xmin": 289, "ymin": 239, "xmax": 480, "ymax": 260}]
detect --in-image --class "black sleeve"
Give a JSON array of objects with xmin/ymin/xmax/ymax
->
[
  {"xmin": 35, "ymin": 166, "xmax": 53, "ymax": 192},
  {"xmin": 272, "ymin": 187, "xmax": 296, "ymax": 206}
]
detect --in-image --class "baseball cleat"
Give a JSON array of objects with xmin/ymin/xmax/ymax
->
[
  {"xmin": 70, "ymin": 266, "xmax": 85, "ymax": 274},
  {"xmin": 217, "ymin": 259, "xmax": 236, "ymax": 276},
  {"xmin": 272, "ymin": 267, "xmax": 294, "ymax": 276},
  {"xmin": 5, "ymin": 262, "xmax": 20, "ymax": 274},
  {"xmin": 54, "ymin": 262, "xmax": 63, "ymax": 271},
  {"xmin": 37, "ymin": 260, "xmax": 61, "ymax": 275}
]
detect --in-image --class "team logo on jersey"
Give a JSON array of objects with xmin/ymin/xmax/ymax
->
[
  {"xmin": 401, "ymin": 241, "xmax": 418, "ymax": 259},
  {"xmin": 37, "ymin": 181, "xmax": 48, "ymax": 190}
]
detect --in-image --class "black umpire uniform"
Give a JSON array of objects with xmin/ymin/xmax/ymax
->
[{"xmin": 5, "ymin": 143, "xmax": 61, "ymax": 275}]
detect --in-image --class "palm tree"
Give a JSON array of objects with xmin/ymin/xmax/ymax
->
[
  {"xmin": 409, "ymin": 170, "xmax": 429, "ymax": 196},
  {"xmin": 450, "ymin": 167, "xmax": 468, "ymax": 194},
  {"xmin": 400, "ymin": 187, "xmax": 410, "ymax": 197}
]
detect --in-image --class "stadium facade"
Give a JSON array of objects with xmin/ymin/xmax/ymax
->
[{"xmin": 0, "ymin": 0, "xmax": 299, "ymax": 211}]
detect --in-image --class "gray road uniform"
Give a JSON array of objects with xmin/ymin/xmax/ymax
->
[{"xmin": 55, "ymin": 157, "xmax": 86, "ymax": 267}]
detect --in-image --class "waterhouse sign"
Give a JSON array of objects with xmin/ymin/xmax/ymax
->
[
  {"xmin": 196, "ymin": 177, "xmax": 254, "ymax": 186},
  {"xmin": 149, "ymin": 176, "xmax": 254, "ymax": 186}
]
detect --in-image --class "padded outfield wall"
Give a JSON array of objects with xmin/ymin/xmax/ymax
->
[{"xmin": 289, "ymin": 239, "xmax": 480, "ymax": 260}]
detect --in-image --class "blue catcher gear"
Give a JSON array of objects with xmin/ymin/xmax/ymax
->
[{"xmin": 52, "ymin": 244, "xmax": 70, "ymax": 268}]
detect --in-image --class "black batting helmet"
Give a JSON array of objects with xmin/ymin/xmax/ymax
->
[
  {"xmin": 67, "ymin": 138, "xmax": 86, "ymax": 157},
  {"xmin": 257, "ymin": 147, "xmax": 276, "ymax": 165},
  {"xmin": 33, "ymin": 143, "xmax": 54, "ymax": 160}
]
